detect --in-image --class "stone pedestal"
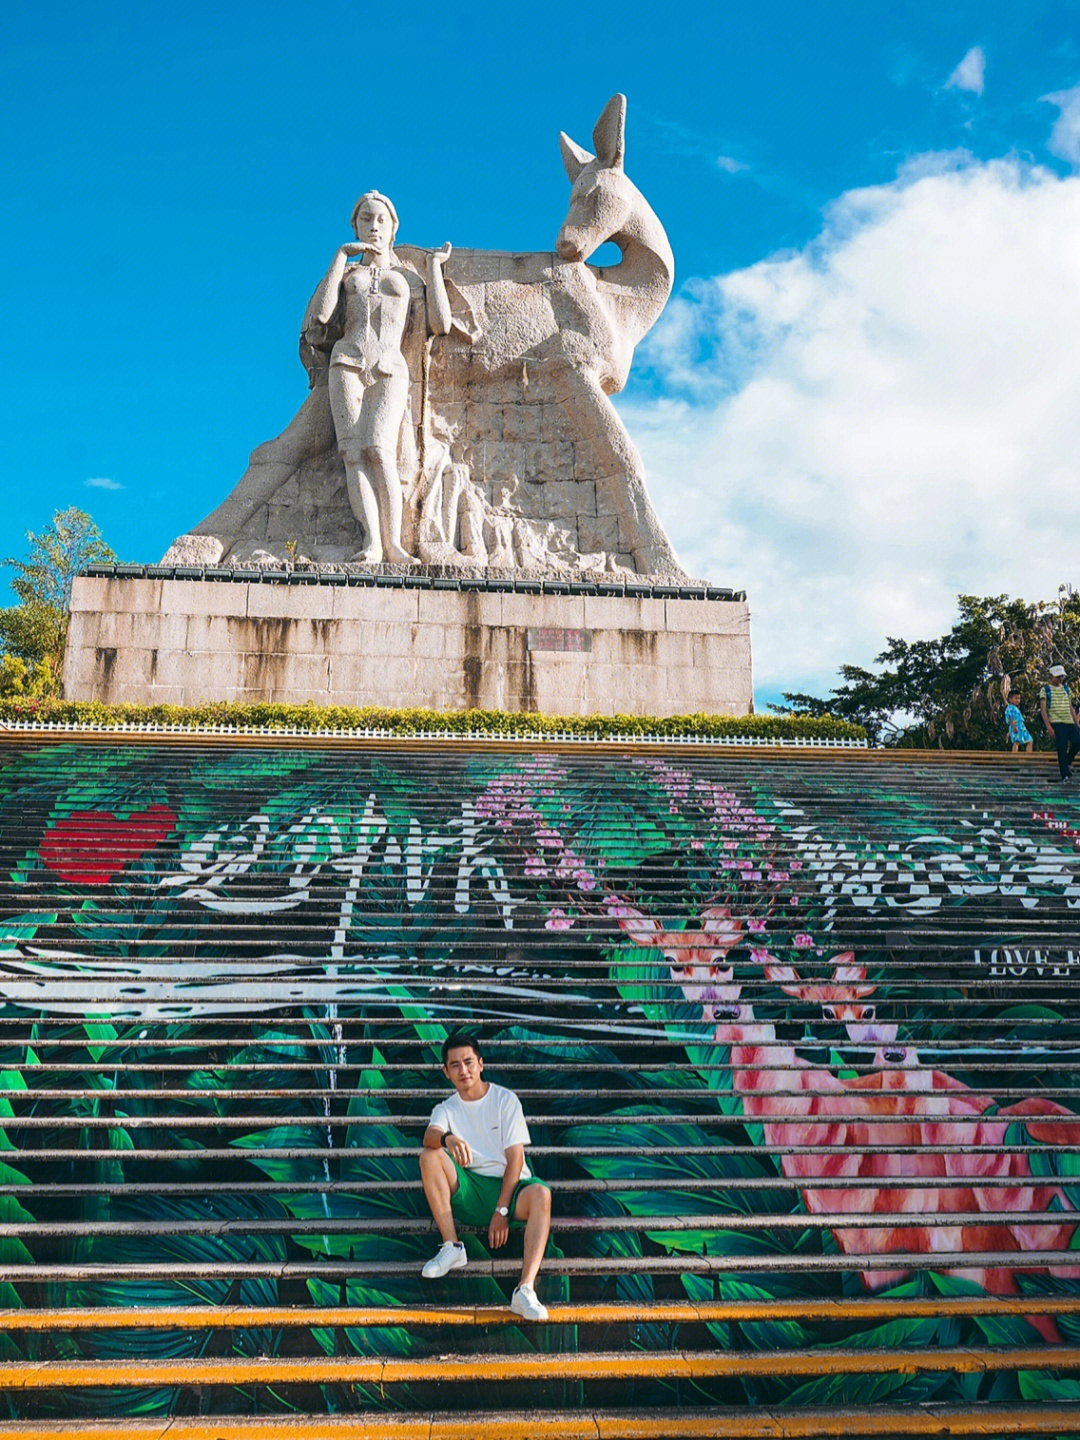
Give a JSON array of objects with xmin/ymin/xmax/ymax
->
[{"xmin": 63, "ymin": 571, "xmax": 752, "ymax": 717}]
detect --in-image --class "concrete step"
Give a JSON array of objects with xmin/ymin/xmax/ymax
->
[
  {"xmin": 0, "ymin": 1249, "xmax": 1075, "ymax": 1282},
  {"xmin": 0, "ymin": 1406, "xmax": 1074, "ymax": 1438}
]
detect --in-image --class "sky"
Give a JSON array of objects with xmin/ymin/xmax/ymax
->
[{"xmin": 3, "ymin": 0, "xmax": 1080, "ymax": 707}]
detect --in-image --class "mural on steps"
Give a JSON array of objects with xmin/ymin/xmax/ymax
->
[{"xmin": 0, "ymin": 740, "xmax": 1079, "ymax": 1417}]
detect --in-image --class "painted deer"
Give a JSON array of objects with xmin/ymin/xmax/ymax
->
[
  {"xmin": 764, "ymin": 957, "xmax": 914, "ymax": 1065},
  {"xmin": 614, "ymin": 907, "xmax": 1080, "ymax": 1327},
  {"xmin": 612, "ymin": 901, "xmax": 742, "ymax": 1016},
  {"xmin": 164, "ymin": 95, "xmax": 683, "ymax": 576}
]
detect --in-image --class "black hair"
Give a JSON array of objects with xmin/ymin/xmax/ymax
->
[{"xmin": 441, "ymin": 1032, "xmax": 483, "ymax": 1066}]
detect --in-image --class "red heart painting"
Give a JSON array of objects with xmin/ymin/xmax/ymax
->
[{"xmin": 38, "ymin": 805, "xmax": 178, "ymax": 885}]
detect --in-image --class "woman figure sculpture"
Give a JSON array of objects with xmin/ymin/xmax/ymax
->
[{"xmin": 304, "ymin": 192, "xmax": 453, "ymax": 563}]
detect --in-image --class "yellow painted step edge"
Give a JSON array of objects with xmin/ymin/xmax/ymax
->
[
  {"xmin": 3, "ymin": 1296, "xmax": 1080, "ymax": 1330},
  {"xmin": 1, "ymin": 1347, "xmax": 1079, "ymax": 1388},
  {"xmin": 0, "ymin": 1405, "xmax": 1077, "ymax": 1440}
]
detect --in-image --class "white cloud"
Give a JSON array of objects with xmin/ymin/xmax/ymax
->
[
  {"xmin": 716, "ymin": 155, "xmax": 747, "ymax": 175},
  {"xmin": 620, "ymin": 157, "xmax": 1080, "ymax": 702},
  {"xmin": 1043, "ymin": 83, "xmax": 1080, "ymax": 165},
  {"xmin": 84, "ymin": 477, "xmax": 123, "ymax": 491},
  {"xmin": 945, "ymin": 46, "xmax": 986, "ymax": 96}
]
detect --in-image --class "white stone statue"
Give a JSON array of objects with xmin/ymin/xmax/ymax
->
[
  {"xmin": 164, "ymin": 96, "xmax": 686, "ymax": 579},
  {"xmin": 304, "ymin": 191, "xmax": 452, "ymax": 563}
]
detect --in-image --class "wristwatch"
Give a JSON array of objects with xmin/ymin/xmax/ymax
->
[{"xmin": 495, "ymin": 1205, "xmax": 510, "ymax": 1217}]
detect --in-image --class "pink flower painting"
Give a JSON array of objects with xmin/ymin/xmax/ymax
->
[{"xmin": 616, "ymin": 905, "xmax": 1080, "ymax": 1324}]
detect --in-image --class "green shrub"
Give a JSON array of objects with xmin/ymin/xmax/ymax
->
[
  {"xmin": 0, "ymin": 697, "xmax": 865, "ymax": 743},
  {"xmin": 0, "ymin": 654, "xmax": 58, "ymax": 699}
]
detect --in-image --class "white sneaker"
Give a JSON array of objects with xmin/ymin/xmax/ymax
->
[
  {"xmin": 422, "ymin": 1241, "xmax": 467, "ymax": 1279},
  {"xmin": 510, "ymin": 1283, "xmax": 548, "ymax": 1321}
]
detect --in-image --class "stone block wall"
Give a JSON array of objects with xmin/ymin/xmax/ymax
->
[{"xmin": 62, "ymin": 575, "xmax": 753, "ymax": 717}]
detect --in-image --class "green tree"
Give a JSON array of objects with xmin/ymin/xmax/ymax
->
[
  {"xmin": 0, "ymin": 507, "xmax": 116, "ymax": 695},
  {"xmin": 778, "ymin": 589, "xmax": 1080, "ymax": 748}
]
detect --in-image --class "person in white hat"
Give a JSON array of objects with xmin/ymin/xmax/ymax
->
[{"xmin": 1039, "ymin": 665, "xmax": 1080, "ymax": 781}]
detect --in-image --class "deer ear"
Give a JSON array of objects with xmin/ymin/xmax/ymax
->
[
  {"xmin": 699, "ymin": 906, "xmax": 733, "ymax": 927},
  {"xmin": 559, "ymin": 132, "xmax": 592, "ymax": 182},
  {"xmin": 763, "ymin": 963, "xmax": 799, "ymax": 986},
  {"xmin": 592, "ymin": 93, "xmax": 626, "ymax": 170},
  {"xmin": 613, "ymin": 905, "xmax": 661, "ymax": 947},
  {"xmin": 833, "ymin": 963, "xmax": 868, "ymax": 988}
]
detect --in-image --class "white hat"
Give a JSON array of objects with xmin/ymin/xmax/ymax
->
[{"xmin": 1050, "ymin": 665, "xmax": 1067, "ymax": 676}]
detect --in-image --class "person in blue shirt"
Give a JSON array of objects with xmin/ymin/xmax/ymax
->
[{"xmin": 1004, "ymin": 690, "xmax": 1033, "ymax": 753}]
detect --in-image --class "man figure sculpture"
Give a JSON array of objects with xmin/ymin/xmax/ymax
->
[{"xmin": 419, "ymin": 1032, "xmax": 552, "ymax": 1321}]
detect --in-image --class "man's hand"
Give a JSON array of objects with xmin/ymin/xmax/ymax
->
[
  {"xmin": 488, "ymin": 1210, "xmax": 510, "ymax": 1249},
  {"xmin": 444, "ymin": 1133, "xmax": 472, "ymax": 1167}
]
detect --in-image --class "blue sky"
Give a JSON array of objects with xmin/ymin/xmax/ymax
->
[{"xmin": 3, "ymin": 0, "xmax": 1080, "ymax": 704}]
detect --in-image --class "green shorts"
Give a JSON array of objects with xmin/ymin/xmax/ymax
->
[{"xmin": 449, "ymin": 1161, "xmax": 547, "ymax": 1229}]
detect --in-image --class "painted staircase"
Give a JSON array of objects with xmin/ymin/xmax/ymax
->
[{"xmin": 0, "ymin": 733, "xmax": 1078, "ymax": 1437}]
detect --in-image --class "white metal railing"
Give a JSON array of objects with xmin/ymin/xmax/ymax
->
[{"xmin": 0, "ymin": 719, "xmax": 868, "ymax": 747}]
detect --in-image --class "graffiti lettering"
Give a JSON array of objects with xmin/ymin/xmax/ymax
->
[
  {"xmin": 159, "ymin": 798, "xmax": 519, "ymax": 934},
  {"xmin": 973, "ymin": 948, "xmax": 1080, "ymax": 978},
  {"xmin": 774, "ymin": 805, "xmax": 1080, "ymax": 915},
  {"xmin": 159, "ymin": 812, "xmax": 275, "ymax": 905},
  {"xmin": 405, "ymin": 816, "xmax": 443, "ymax": 907},
  {"xmin": 448, "ymin": 801, "xmax": 517, "ymax": 926},
  {"xmin": 160, "ymin": 810, "xmax": 344, "ymax": 913}
]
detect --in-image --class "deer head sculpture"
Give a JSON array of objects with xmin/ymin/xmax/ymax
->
[{"xmin": 555, "ymin": 94, "xmax": 675, "ymax": 378}]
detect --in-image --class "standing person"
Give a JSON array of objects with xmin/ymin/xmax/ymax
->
[
  {"xmin": 418, "ymin": 1033, "xmax": 552, "ymax": 1321},
  {"xmin": 1040, "ymin": 666, "xmax": 1080, "ymax": 781},
  {"xmin": 1004, "ymin": 690, "xmax": 1033, "ymax": 753}
]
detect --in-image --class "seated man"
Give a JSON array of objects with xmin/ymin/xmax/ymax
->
[{"xmin": 419, "ymin": 1031, "xmax": 552, "ymax": 1321}]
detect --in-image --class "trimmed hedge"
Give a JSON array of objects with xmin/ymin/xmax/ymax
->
[{"xmin": 0, "ymin": 697, "xmax": 866, "ymax": 743}]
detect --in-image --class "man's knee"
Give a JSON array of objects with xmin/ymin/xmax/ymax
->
[
  {"xmin": 521, "ymin": 1183, "xmax": 551, "ymax": 1219},
  {"xmin": 420, "ymin": 1146, "xmax": 458, "ymax": 1189},
  {"xmin": 419, "ymin": 1147, "xmax": 444, "ymax": 1177}
]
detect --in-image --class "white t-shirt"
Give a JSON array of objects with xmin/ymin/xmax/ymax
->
[{"xmin": 428, "ymin": 1083, "xmax": 532, "ymax": 1179}]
